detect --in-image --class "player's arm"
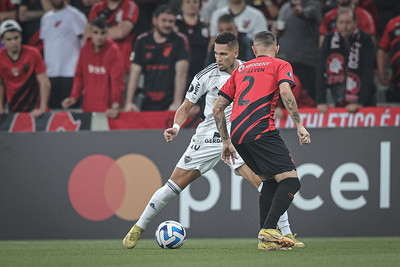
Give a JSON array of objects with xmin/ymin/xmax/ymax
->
[
  {"xmin": 107, "ymin": 20, "xmax": 134, "ymax": 40},
  {"xmin": 0, "ymin": 77, "xmax": 4, "ymax": 115},
  {"xmin": 31, "ymin": 72, "xmax": 50, "ymax": 118},
  {"xmin": 213, "ymin": 95, "xmax": 237, "ymax": 164},
  {"xmin": 377, "ymin": 48, "xmax": 390, "ymax": 86},
  {"xmin": 19, "ymin": 5, "xmax": 44, "ymax": 22},
  {"xmin": 169, "ymin": 59, "xmax": 189, "ymax": 111},
  {"xmin": 164, "ymin": 98, "xmax": 195, "ymax": 143},
  {"xmin": 125, "ymin": 63, "xmax": 142, "ymax": 112},
  {"xmin": 279, "ymin": 82, "xmax": 311, "ymax": 146}
]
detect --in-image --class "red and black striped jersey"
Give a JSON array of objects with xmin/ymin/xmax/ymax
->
[
  {"xmin": 379, "ymin": 15, "xmax": 400, "ymax": 87},
  {"xmin": 0, "ymin": 45, "xmax": 46, "ymax": 112},
  {"xmin": 219, "ymin": 56, "xmax": 295, "ymax": 144}
]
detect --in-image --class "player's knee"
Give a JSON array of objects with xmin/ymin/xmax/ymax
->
[{"xmin": 281, "ymin": 177, "xmax": 301, "ymax": 194}]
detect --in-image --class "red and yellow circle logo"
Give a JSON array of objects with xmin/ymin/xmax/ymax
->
[{"xmin": 68, "ymin": 154, "xmax": 162, "ymax": 221}]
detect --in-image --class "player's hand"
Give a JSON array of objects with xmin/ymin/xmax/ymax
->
[
  {"xmin": 30, "ymin": 108, "xmax": 46, "ymax": 118},
  {"xmin": 377, "ymin": 70, "xmax": 390, "ymax": 86},
  {"xmin": 164, "ymin": 127, "xmax": 179, "ymax": 143},
  {"xmin": 346, "ymin": 103, "xmax": 361, "ymax": 113},
  {"xmin": 297, "ymin": 125, "xmax": 311, "ymax": 146},
  {"xmin": 221, "ymin": 140, "xmax": 238, "ymax": 165},
  {"xmin": 125, "ymin": 102, "xmax": 139, "ymax": 112},
  {"xmin": 61, "ymin": 97, "xmax": 76, "ymax": 109},
  {"xmin": 317, "ymin": 104, "xmax": 328, "ymax": 114},
  {"xmin": 105, "ymin": 108, "xmax": 119, "ymax": 119}
]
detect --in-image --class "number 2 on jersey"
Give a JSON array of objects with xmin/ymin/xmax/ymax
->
[{"xmin": 238, "ymin": 76, "xmax": 254, "ymax": 106}]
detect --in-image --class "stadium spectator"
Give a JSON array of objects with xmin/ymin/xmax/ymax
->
[
  {"xmin": 0, "ymin": 20, "xmax": 50, "ymax": 117},
  {"xmin": 205, "ymin": 14, "xmax": 254, "ymax": 66},
  {"xmin": 0, "ymin": 0, "xmax": 17, "ymax": 22},
  {"xmin": 251, "ymin": 0, "xmax": 288, "ymax": 29},
  {"xmin": 199, "ymin": 0, "xmax": 228, "ymax": 26},
  {"xmin": 86, "ymin": 0, "xmax": 139, "ymax": 74},
  {"xmin": 274, "ymin": 0, "xmax": 320, "ymax": 100},
  {"xmin": 0, "ymin": 0, "xmax": 17, "ymax": 49},
  {"xmin": 124, "ymin": 5, "xmax": 190, "ymax": 112},
  {"xmin": 61, "ymin": 17, "xmax": 124, "ymax": 118},
  {"xmin": 316, "ymin": 8, "xmax": 376, "ymax": 114},
  {"xmin": 70, "ymin": 0, "xmax": 102, "ymax": 18},
  {"xmin": 175, "ymin": 0, "xmax": 209, "ymax": 85},
  {"xmin": 377, "ymin": 15, "xmax": 400, "ymax": 103},
  {"xmin": 19, "ymin": 0, "xmax": 52, "ymax": 53},
  {"xmin": 133, "ymin": 0, "xmax": 169, "ymax": 37},
  {"xmin": 319, "ymin": 0, "xmax": 375, "ymax": 47},
  {"xmin": 40, "ymin": 0, "xmax": 87, "ymax": 109},
  {"xmin": 208, "ymin": 0, "xmax": 268, "ymax": 50},
  {"xmin": 374, "ymin": 0, "xmax": 400, "ymax": 39}
]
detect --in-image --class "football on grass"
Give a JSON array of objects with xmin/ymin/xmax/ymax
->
[{"xmin": 155, "ymin": 220, "xmax": 186, "ymax": 249}]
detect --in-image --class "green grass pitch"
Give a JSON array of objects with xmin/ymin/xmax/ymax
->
[{"xmin": 1, "ymin": 237, "xmax": 400, "ymax": 267}]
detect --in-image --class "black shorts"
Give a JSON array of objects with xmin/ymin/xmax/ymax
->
[{"xmin": 233, "ymin": 130, "xmax": 296, "ymax": 179}]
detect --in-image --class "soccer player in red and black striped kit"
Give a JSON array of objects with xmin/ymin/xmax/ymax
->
[
  {"xmin": 214, "ymin": 31, "xmax": 311, "ymax": 251},
  {"xmin": 0, "ymin": 19, "xmax": 50, "ymax": 118}
]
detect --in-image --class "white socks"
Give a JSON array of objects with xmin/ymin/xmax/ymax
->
[
  {"xmin": 136, "ymin": 180, "xmax": 182, "ymax": 230},
  {"xmin": 277, "ymin": 211, "xmax": 292, "ymax": 236}
]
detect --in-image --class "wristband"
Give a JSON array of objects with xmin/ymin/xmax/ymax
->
[{"xmin": 173, "ymin": 123, "xmax": 180, "ymax": 132}]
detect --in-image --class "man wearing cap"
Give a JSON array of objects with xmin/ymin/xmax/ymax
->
[{"xmin": 0, "ymin": 19, "xmax": 50, "ymax": 117}]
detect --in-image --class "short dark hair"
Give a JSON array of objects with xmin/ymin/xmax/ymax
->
[
  {"xmin": 253, "ymin": 31, "xmax": 276, "ymax": 48},
  {"xmin": 154, "ymin": 4, "xmax": 177, "ymax": 17},
  {"xmin": 218, "ymin": 14, "xmax": 235, "ymax": 24},
  {"xmin": 90, "ymin": 17, "xmax": 108, "ymax": 29},
  {"xmin": 215, "ymin": 32, "xmax": 239, "ymax": 49},
  {"xmin": 337, "ymin": 7, "xmax": 357, "ymax": 21}
]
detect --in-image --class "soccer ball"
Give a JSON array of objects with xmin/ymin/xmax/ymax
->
[{"xmin": 155, "ymin": 220, "xmax": 186, "ymax": 249}]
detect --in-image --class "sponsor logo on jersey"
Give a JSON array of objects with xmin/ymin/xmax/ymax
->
[
  {"xmin": 12, "ymin": 68, "xmax": 19, "ymax": 76},
  {"xmin": 286, "ymin": 71, "xmax": 293, "ymax": 79},
  {"xmin": 149, "ymin": 203, "xmax": 156, "ymax": 210},
  {"xmin": 238, "ymin": 62, "xmax": 271, "ymax": 72},
  {"xmin": 184, "ymin": 155, "xmax": 192, "ymax": 164}
]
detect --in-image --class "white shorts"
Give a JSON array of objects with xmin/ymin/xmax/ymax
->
[{"xmin": 176, "ymin": 142, "xmax": 245, "ymax": 175}]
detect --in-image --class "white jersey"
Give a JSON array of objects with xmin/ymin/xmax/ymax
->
[
  {"xmin": 185, "ymin": 61, "xmax": 242, "ymax": 147},
  {"xmin": 40, "ymin": 6, "xmax": 87, "ymax": 77},
  {"xmin": 209, "ymin": 5, "xmax": 268, "ymax": 39},
  {"xmin": 177, "ymin": 61, "xmax": 245, "ymax": 174}
]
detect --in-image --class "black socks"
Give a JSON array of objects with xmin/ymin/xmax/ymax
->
[{"xmin": 262, "ymin": 177, "xmax": 301, "ymax": 230}]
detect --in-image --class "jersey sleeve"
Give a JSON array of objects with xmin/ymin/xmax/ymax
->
[
  {"xmin": 176, "ymin": 33, "xmax": 191, "ymax": 62},
  {"xmin": 185, "ymin": 75, "xmax": 206, "ymax": 104},
  {"xmin": 33, "ymin": 48, "xmax": 47, "ymax": 75},
  {"xmin": 218, "ymin": 70, "xmax": 237, "ymax": 103},
  {"xmin": 130, "ymin": 37, "xmax": 145, "ymax": 66},
  {"xmin": 358, "ymin": 9, "xmax": 375, "ymax": 36},
  {"xmin": 277, "ymin": 61, "xmax": 296, "ymax": 88},
  {"xmin": 319, "ymin": 17, "xmax": 328, "ymax": 35},
  {"xmin": 72, "ymin": 9, "xmax": 88, "ymax": 36},
  {"xmin": 122, "ymin": 0, "xmax": 139, "ymax": 24}
]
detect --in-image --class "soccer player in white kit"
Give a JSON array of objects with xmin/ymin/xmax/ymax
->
[{"xmin": 123, "ymin": 32, "xmax": 303, "ymax": 249}]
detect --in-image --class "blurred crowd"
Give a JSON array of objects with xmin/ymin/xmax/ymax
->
[{"xmin": 0, "ymin": 0, "xmax": 399, "ymax": 119}]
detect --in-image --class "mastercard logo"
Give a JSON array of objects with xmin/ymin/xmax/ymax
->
[{"xmin": 68, "ymin": 154, "xmax": 162, "ymax": 221}]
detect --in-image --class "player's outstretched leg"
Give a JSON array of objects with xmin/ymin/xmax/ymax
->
[{"xmin": 123, "ymin": 179, "xmax": 182, "ymax": 249}]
